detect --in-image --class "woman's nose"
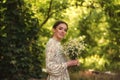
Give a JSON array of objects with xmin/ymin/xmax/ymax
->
[{"xmin": 62, "ymin": 30, "xmax": 66, "ymax": 33}]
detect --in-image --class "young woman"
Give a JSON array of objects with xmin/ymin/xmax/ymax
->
[{"xmin": 45, "ymin": 20, "xmax": 79, "ymax": 80}]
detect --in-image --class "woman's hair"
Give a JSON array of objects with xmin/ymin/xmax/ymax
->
[{"xmin": 53, "ymin": 20, "xmax": 68, "ymax": 29}]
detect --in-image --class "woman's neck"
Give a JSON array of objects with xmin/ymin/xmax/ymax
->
[{"xmin": 52, "ymin": 36, "xmax": 61, "ymax": 42}]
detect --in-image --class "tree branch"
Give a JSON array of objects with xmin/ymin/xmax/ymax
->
[{"xmin": 40, "ymin": 0, "xmax": 53, "ymax": 28}]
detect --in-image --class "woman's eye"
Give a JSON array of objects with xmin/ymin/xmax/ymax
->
[
  {"xmin": 58, "ymin": 26, "xmax": 67, "ymax": 32},
  {"xmin": 58, "ymin": 27, "xmax": 63, "ymax": 30}
]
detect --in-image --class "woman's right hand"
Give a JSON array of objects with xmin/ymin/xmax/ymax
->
[{"xmin": 67, "ymin": 60, "xmax": 79, "ymax": 67}]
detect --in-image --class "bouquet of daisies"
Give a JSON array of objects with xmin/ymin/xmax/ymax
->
[{"xmin": 63, "ymin": 37, "xmax": 86, "ymax": 60}]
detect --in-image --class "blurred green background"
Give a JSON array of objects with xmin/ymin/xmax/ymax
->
[{"xmin": 0, "ymin": 0, "xmax": 120, "ymax": 80}]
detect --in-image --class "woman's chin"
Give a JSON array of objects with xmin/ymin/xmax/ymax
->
[
  {"xmin": 60, "ymin": 36, "xmax": 65, "ymax": 39},
  {"xmin": 58, "ymin": 37, "xmax": 64, "ymax": 40}
]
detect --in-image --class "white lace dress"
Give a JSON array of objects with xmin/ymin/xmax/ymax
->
[{"xmin": 45, "ymin": 38, "xmax": 70, "ymax": 80}]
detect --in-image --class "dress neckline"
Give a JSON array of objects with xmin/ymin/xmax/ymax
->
[{"xmin": 51, "ymin": 38, "xmax": 60, "ymax": 44}]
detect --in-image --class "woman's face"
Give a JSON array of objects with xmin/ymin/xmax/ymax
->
[{"xmin": 53, "ymin": 23, "xmax": 68, "ymax": 41}]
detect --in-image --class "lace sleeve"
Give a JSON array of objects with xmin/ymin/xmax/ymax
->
[{"xmin": 46, "ymin": 39, "xmax": 67, "ymax": 76}]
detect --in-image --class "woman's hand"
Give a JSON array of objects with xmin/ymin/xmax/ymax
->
[{"xmin": 67, "ymin": 60, "xmax": 79, "ymax": 67}]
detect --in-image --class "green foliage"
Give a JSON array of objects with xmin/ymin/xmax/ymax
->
[
  {"xmin": 79, "ymin": 55, "xmax": 109, "ymax": 71},
  {"xmin": 0, "ymin": 0, "xmax": 42, "ymax": 79},
  {"xmin": 77, "ymin": 0, "xmax": 120, "ymax": 72},
  {"xmin": 24, "ymin": 0, "xmax": 69, "ymax": 27}
]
